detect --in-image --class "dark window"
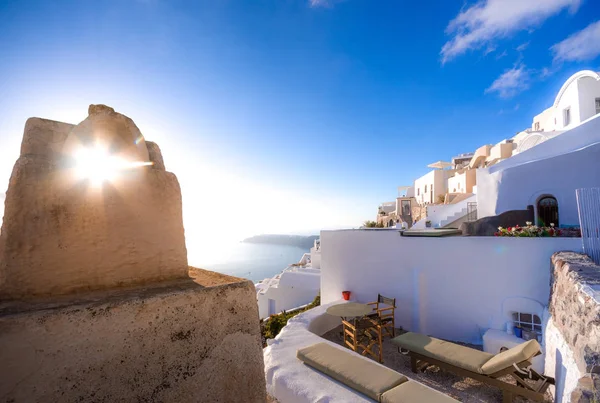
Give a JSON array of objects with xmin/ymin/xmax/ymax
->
[
  {"xmin": 537, "ymin": 196, "xmax": 559, "ymax": 227},
  {"xmin": 512, "ymin": 312, "xmax": 542, "ymax": 334}
]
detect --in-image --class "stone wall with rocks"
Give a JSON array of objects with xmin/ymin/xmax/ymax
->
[
  {"xmin": 0, "ymin": 105, "xmax": 188, "ymax": 299},
  {"xmin": 545, "ymin": 252, "xmax": 600, "ymax": 402}
]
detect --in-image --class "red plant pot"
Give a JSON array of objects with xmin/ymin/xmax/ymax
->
[{"xmin": 342, "ymin": 291, "xmax": 351, "ymax": 301}]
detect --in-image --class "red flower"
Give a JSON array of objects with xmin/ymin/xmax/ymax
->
[
  {"xmin": 507, "ymin": 227, "xmax": 512, "ymax": 231},
  {"xmin": 494, "ymin": 232, "xmax": 499, "ymax": 236}
]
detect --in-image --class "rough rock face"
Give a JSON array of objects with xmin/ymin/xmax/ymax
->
[
  {"xmin": 62, "ymin": 104, "xmax": 150, "ymax": 162},
  {"xmin": 571, "ymin": 374, "xmax": 600, "ymax": 403},
  {"xmin": 550, "ymin": 252, "xmax": 600, "ymax": 402},
  {"xmin": 0, "ymin": 105, "xmax": 189, "ymax": 299},
  {"xmin": 0, "ymin": 269, "xmax": 267, "ymax": 402}
]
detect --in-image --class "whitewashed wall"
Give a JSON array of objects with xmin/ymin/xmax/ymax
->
[
  {"xmin": 320, "ymin": 229, "xmax": 582, "ymax": 344},
  {"xmin": 556, "ymin": 77, "xmax": 581, "ymax": 130},
  {"xmin": 414, "ymin": 170, "xmax": 436, "ymax": 204},
  {"xmin": 577, "ymin": 76, "xmax": 600, "ymax": 121},
  {"xmin": 310, "ymin": 246, "xmax": 321, "ymax": 269},
  {"xmin": 544, "ymin": 316, "xmax": 581, "ymax": 403},
  {"xmin": 477, "ymin": 115, "xmax": 600, "ymax": 222},
  {"xmin": 258, "ymin": 283, "xmax": 320, "ymax": 319}
]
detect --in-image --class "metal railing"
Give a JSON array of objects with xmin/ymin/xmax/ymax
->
[
  {"xmin": 466, "ymin": 202, "xmax": 478, "ymax": 222},
  {"xmin": 576, "ymin": 188, "xmax": 600, "ymax": 264}
]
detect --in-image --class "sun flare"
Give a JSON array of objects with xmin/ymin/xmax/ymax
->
[{"xmin": 73, "ymin": 144, "xmax": 151, "ymax": 186}]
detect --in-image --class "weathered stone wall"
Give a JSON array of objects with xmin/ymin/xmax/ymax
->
[
  {"xmin": 0, "ymin": 268, "xmax": 267, "ymax": 402},
  {"xmin": 0, "ymin": 106, "xmax": 188, "ymax": 298},
  {"xmin": 546, "ymin": 252, "xmax": 600, "ymax": 402},
  {"xmin": 0, "ymin": 106, "xmax": 267, "ymax": 402}
]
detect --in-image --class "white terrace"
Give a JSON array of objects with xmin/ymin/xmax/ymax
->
[{"xmin": 264, "ymin": 230, "xmax": 590, "ymax": 402}]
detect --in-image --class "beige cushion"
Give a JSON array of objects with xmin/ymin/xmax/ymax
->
[
  {"xmin": 480, "ymin": 339, "xmax": 541, "ymax": 375},
  {"xmin": 297, "ymin": 342, "xmax": 407, "ymax": 401},
  {"xmin": 381, "ymin": 381, "xmax": 459, "ymax": 403},
  {"xmin": 391, "ymin": 332, "xmax": 493, "ymax": 374}
]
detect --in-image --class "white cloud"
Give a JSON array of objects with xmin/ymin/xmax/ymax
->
[
  {"xmin": 485, "ymin": 64, "xmax": 530, "ymax": 98},
  {"xmin": 309, "ymin": 0, "xmax": 343, "ymax": 7},
  {"xmin": 495, "ymin": 50, "xmax": 508, "ymax": 60},
  {"xmin": 441, "ymin": 0, "xmax": 580, "ymax": 63},
  {"xmin": 551, "ymin": 20, "xmax": 600, "ymax": 62},
  {"xmin": 516, "ymin": 42, "xmax": 530, "ymax": 52}
]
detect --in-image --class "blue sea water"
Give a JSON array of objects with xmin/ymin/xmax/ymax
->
[{"xmin": 190, "ymin": 242, "xmax": 309, "ymax": 283}]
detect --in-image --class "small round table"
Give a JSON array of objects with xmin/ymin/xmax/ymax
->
[{"xmin": 326, "ymin": 302, "xmax": 372, "ymax": 320}]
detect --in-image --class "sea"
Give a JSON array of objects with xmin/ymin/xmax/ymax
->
[{"xmin": 190, "ymin": 242, "xmax": 310, "ymax": 283}]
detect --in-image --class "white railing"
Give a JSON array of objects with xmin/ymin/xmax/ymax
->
[
  {"xmin": 576, "ymin": 188, "xmax": 600, "ymax": 264},
  {"xmin": 413, "ymin": 194, "xmax": 476, "ymax": 228}
]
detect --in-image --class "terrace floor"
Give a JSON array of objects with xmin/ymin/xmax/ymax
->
[{"xmin": 321, "ymin": 326, "xmax": 552, "ymax": 403}]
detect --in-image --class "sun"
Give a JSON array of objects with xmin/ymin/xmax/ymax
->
[
  {"xmin": 73, "ymin": 143, "xmax": 152, "ymax": 187},
  {"xmin": 73, "ymin": 144, "xmax": 128, "ymax": 186}
]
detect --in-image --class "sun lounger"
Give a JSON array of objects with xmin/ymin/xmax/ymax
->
[
  {"xmin": 391, "ymin": 332, "xmax": 555, "ymax": 402},
  {"xmin": 297, "ymin": 342, "xmax": 458, "ymax": 402}
]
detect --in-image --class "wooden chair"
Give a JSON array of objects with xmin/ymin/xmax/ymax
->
[
  {"xmin": 342, "ymin": 317, "xmax": 383, "ymax": 363},
  {"xmin": 367, "ymin": 294, "xmax": 396, "ymax": 338}
]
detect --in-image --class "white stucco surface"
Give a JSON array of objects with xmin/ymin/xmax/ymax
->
[
  {"xmin": 483, "ymin": 329, "xmax": 544, "ymax": 373},
  {"xmin": 263, "ymin": 300, "xmax": 377, "ymax": 402},
  {"xmin": 414, "ymin": 169, "xmax": 451, "ymax": 205},
  {"xmin": 544, "ymin": 316, "xmax": 582, "ymax": 403},
  {"xmin": 414, "ymin": 193, "xmax": 475, "ymax": 228},
  {"xmin": 477, "ymin": 114, "xmax": 600, "ymax": 221},
  {"xmin": 320, "ymin": 230, "xmax": 582, "ymax": 344}
]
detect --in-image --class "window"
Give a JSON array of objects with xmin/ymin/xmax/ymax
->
[
  {"xmin": 534, "ymin": 122, "xmax": 540, "ymax": 131},
  {"xmin": 596, "ymin": 98, "xmax": 600, "ymax": 115},
  {"xmin": 512, "ymin": 312, "xmax": 542, "ymax": 340},
  {"xmin": 417, "ymin": 188, "xmax": 420, "ymax": 196},
  {"xmin": 563, "ymin": 107, "xmax": 571, "ymax": 126},
  {"xmin": 424, "ymin": 185, "xmax": 428, "ymax": 193}
]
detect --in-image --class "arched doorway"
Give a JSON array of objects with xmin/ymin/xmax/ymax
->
[{"xmin": 537, "ymin": 196, "xmax": 559, "ymax": 227}]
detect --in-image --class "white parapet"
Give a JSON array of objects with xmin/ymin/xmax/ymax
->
[{"xmin": 264, "ymin": 300, "xmax": 374, "ymax": 403}]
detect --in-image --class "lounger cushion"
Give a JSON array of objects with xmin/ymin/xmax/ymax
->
[
  {"xmin": 381, "ymin": 381, "xmax": 459, "ymax": 403},
  {"xmin": 297, "ymin": 342, "xmax": 407, "ymax": 401},
  {"xmin": 480, "ymin": 339, "xmax": 541, "ymax": 375},
  {"xmin": 391, "ymin": 332, "xmax": 493, "ymax": 374}
]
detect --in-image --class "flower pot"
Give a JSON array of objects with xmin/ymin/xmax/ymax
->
[
  {"xmin": 514, "ymin": 326, "xmax": 523, "ymax": 338},
  {"xmin": 342, "ymin": 291, "xmax": 351, "ymax": 301}
]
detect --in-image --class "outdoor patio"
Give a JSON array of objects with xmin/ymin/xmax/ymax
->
[{"xmin": 320, "ymin": 326, "xmax": 552, "ymax": 403}]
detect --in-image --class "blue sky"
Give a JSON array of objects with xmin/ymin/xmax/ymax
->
[{"xmin": 1, "ymin": 0, "xmax": 600, "ymax": 252}]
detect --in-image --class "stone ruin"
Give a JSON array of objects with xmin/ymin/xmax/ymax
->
[
  {"xmin": 0, "ymin": 104, "xmax": 189, "ymax": 298},
  {"xmin": 0, "ymin": 106, "xmax": 266, "ymax": 402}
]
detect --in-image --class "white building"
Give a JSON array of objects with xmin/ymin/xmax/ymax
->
[
  {"xmin": 477, "ymin": 70, "xmax": 600, "ymax": 226},
  {"xmin": 414, "ymin": 161, "xmax": 455, "ymax": 205},
  {"xmin": 532, "ymin": 70, "xmax": 600, "ymax": 132},
  {"xmin": 256, "ymin": 240, "xmax": 321, "ymax": 319}
]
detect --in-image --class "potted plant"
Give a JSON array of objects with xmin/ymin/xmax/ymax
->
[{"xmin": 342, "ymin": 291, "xmax": 351, "ymax": 301}]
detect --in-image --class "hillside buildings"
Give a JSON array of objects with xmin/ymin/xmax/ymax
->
[{"xmin": 377, "ymin": 70, "xmax": 600, "ymax": 230}]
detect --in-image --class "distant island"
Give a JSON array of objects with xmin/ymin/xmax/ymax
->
[{"xmin": 242, "ymin": 234, "xmax": 319, "ymax": 249}]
